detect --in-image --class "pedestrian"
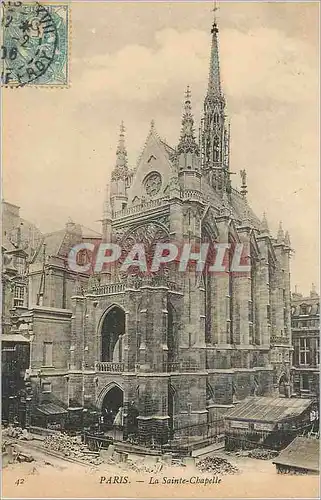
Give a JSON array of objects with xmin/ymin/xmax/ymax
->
[{"xmin": 113, "ymin": 406, "xmax": 123, "ymax": 430}]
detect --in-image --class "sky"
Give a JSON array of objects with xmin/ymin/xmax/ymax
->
[{"xmin": 2, "ymin": 1, "xmax": 319, "ymax": 296}]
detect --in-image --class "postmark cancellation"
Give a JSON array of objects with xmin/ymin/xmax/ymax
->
[{"xmin": 1, "ymin": 1, "xmax": 69, "ymax": 87}]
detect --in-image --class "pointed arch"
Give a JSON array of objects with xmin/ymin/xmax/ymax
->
[
  {"xmin": 99, "ymin": 304, "xmax": 126, "ymax": 362},
  {"xmin": 96, "ymin": 381, "xmax": 124, "ymax": 409}
]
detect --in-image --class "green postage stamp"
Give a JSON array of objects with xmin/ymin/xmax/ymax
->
[{"xmin": 1, "ymin": 1, "xmax": 69, "ymax": 87}]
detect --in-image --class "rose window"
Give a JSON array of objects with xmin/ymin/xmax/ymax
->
[{"xmin": 143, "ymin": 172, "xmax": 162, "ymax": 197}]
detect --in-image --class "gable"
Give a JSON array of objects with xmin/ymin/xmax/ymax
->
[{"xmin": 127, "ymin": 129, "xmax": 175, "ymax": 206}]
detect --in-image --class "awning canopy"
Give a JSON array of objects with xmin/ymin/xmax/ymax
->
[
  {"xmin": 273, "ymin": 437, "xmax": 320, "ymax": 472},
  {"xmin": 224, "ymin": 396, "xmax": 313, "ymax": 424},
  {"xmin": 1, "ymin": 334, "xmax": 30, "ymax": 343},
  {"xmin": 36, "ymin": 403, "xmax": 68, "ymax": 416}
]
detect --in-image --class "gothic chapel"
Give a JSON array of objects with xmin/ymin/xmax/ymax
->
[{"xmin": 28, "ymin": 16, "xmax": 293, "ymax": 444}]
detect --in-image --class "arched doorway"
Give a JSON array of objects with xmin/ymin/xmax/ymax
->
[
  {"xmin": 101, "ymin": 306, "xmax": 125, "ymax": 362},
  {"xmin": 101, "ymin": 385, "xmax": 124, "ymax": 430}
]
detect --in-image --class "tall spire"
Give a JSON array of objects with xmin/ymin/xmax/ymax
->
[
  {"xmin": 207, "ymin": 1, "xmax": 223, "ymax": 100},
  {"xmin": 201, "ymin": 1, "xmax": 230, "ymax": 195},
  {"xmin": 177, "ymin": 86, "xmax": 199, "ymax": 155},
  {"xmin": 112, "ymin": 121, "xmax": 128, "ymax": 181}
]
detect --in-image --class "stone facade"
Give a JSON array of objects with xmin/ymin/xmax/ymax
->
[
  {"xmin": 2, "ymin": 18, "xmax": 294, "ymax": 444},
  {"xmin": 291, "ymin": 286, "xmax": 320, "ymax": 399}
]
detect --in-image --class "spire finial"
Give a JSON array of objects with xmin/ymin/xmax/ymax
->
[
  {"xmin": 150, "ymin": 119, "xmax": 155, "ymax": 131},
  {"xmin": 213, "ymin": 0, "xmax": 219, "ymax": 24},
  {"xmin": 207, "ymin": 0, "xmax": 222, "ymax": 99},
  {"xmin": 116, "ymin": 120, "xmax": 127, "ymax": 167},
  {"xmin": 185, "ymin": 84, "xmax": 191, "ymax": 102},
  {"xmin": 177, "ymin": 85, "xmax": 199, "ymax": 155}
]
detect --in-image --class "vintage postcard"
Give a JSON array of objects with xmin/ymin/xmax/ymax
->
[{"xmin": 1, "ymin": 0, "xmax": 319, "ymax": 499}]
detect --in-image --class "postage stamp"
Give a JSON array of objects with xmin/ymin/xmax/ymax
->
[{"xmin": 1, "ymin": 1, "xmax": 69, "ymax": 87}]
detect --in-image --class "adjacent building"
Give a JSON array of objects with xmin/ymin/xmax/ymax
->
[
  {"xmin": 291, "ymin": 286, "xmax": 320, "ymax": 399},
  {"xmin": 1, "ymin": 201, "xmax": 42, "ymax": 425}
]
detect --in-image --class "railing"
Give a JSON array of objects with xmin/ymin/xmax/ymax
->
[
  {"xmin": 88, "ymin": 277, "xmax": 182, "ymax": 295},
  {"xmin": 114, "ymin": 196, "xmax": 169, "ymax": 218},
  {"xmin": 270, "ymin": 335, "xmax": 290, "ymax": 345},
  {"xmin": 95, "ymin": 362, "xmax": 124, "ymax": 372},
  {"xmin": 181, "ymin": 190, "xmax": 204, "ymax": 202},
  {"xmin": 88, "ymin": 283, "xmax": 125, "ymax": 295}
]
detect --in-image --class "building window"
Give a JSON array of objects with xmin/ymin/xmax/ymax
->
[
  {"xmin": 301, "ymin": 374, "xmax": 309, "ymax": 391},
  {"xmin": 13, "ymin": 285, "xmax": 25, "ymax": 307},
  {"xmin": 15, "ymin": 257, "xmax": 26, "ymax": 275},
  {"xmin": 42, "ymin": 382, "xmax": 52, "ymax": 393},
  {"xmin": 43, "ymin": 342, "xmax": 53, "ymax": 367},
  {"xmin": 76, "ymin": 250, "xmax": 88, "ymax": 266},
  {"xmin": 316, "ymin": 338, "xmax": 320, "ymax": 366},
  {"xmin": 299, "ymin": 338, "xmax": 310, "ymax": 365},
  {"xmin": 300, "ymin": 304, "xmax": 308, "ymax": 316}
]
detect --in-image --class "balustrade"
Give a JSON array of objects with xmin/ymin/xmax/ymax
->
[
  {"xmin": 114, "ymin": 196, "xmax": 169, "ymax": 218},
  {"xmin": 95, "ymin": 362, "xmax": 124, "ymax": 372}
]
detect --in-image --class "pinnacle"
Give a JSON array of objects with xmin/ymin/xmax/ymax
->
[
  {"xmin": 177, "ymin": 86, "xmax": 199, "ymax": 155},
  {"xmin": 277, "ymin": 221, "xmax": 285, "ymax": 243},
  {"xmin": 103, "ymin": 183, "xmax": 112, "ymax": 219},
  {"xmin": 114, "ymin": 121, "xmax": 128, "ymax": 171},
  {"xmin": 284, "ymin": 230, "xmax": 291, "ymax": 246},
  {"xmin": 260, "ymin": 212, "xmax": 269, "ymax": 234}
]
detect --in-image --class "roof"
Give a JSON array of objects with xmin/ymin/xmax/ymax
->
[
  {"xmin": 32, "ymin": 223, "xmax": 101, "ymax": 263},
  {"xmin": 36, "ymin": 403, "xmax": 68, "ymax": 416},
  {"xmin": 291, "ymin": 294, "xmax": 320, "ymax": 316},
  {"xmin": 80, "ymin": 225, "xmax": 102, "ymax": 238},
  {"xmin": 224, "ymin": 396, "xmax": 313, "ymax": 423},
  {"xmin": 33, "ymin": 229, "xmax": 66, "ymax": 263},
  {"xmin": 273, "ymin": 437, "xmax": 320, "ymax": 472}
]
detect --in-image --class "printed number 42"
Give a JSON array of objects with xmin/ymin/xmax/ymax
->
[{"xmin": 15, "ymin": 479, "xmax": 24, "ymax": 486}]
